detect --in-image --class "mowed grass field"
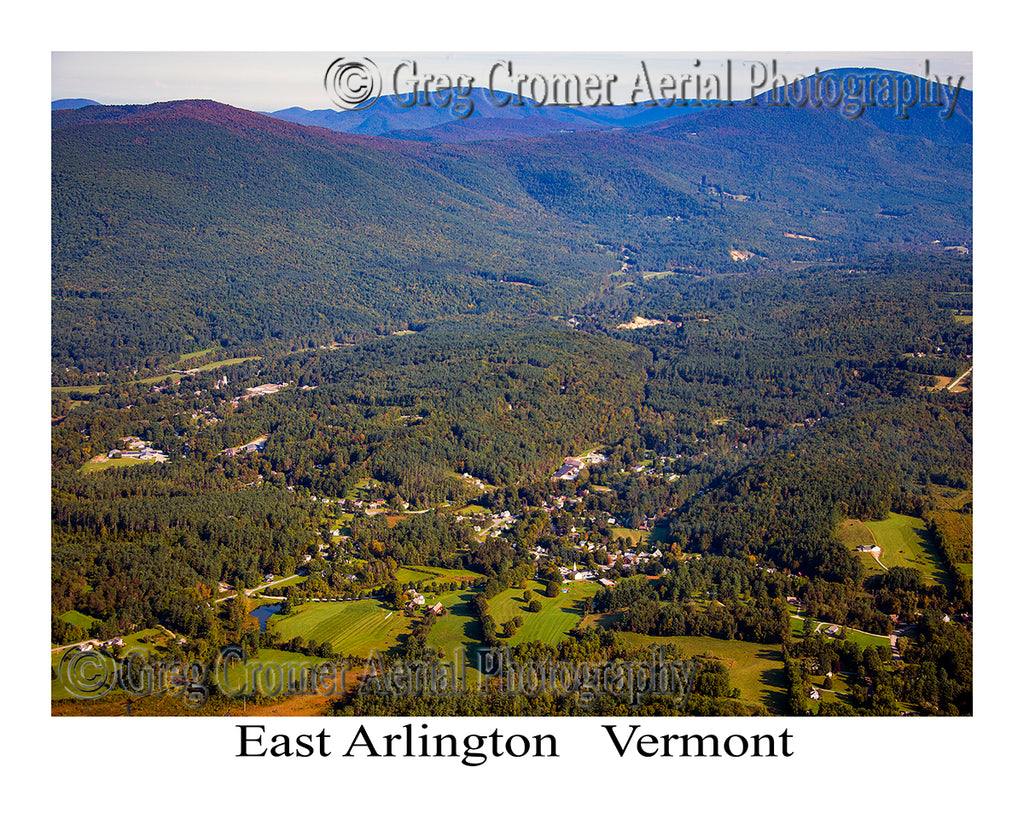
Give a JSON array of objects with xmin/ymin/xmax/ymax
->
[
  {"xmin": 613, "ymin": 631, "xmax": 788, "ymax": 713},
  {"xmin": 425, "ymin": 589, "xmax": 487, "ymax": 683},
  {"xmin": 269, "ymin": 599, "xmax": 411, "ymax": 659},
  {"xmin": 864, "ymin": 513, "xmax": 948, "ymax": 586},
  {"xmin": 488, "ymin": 580, "xmax": 599, "ymax": 647},
  {"xmin": 425, "ymin": 581, "xmax": 598, "ymax": 664},
  {"xmin": 58, "ymin": 609, "xmax": 99, "ymax": 633}
]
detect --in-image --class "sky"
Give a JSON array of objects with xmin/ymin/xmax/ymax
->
[{"xmin": 52, "ymin": 51, "xmax": 972, "ymax": 112}]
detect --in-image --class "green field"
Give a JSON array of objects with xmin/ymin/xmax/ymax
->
[
  {"xmin": 269, "ymin": 599, "xmax": 411, "ymax": 659},
  {"xmin": 611, "ymin": 527, "xmax": 650, "ymax": 548},
  {"xmin": 397, "ymin": 565, "xmax": 485, "ymax": 585},
  {"xmin": 79, "ymin": 457, "xmax": 152, "ymax": 474},
  {"xmin": 423, "ymin": 581, "xmax": 597, "ymax": 669},
  {"xmin": 456, "ymin": 504, "xmax": 491, "ymax": 515},
  {"xmin": 51, "ymin": 627, "xmax": 173, "ymax": 699},
  {"xmin": 58, "ymin": 610, "xmax": 99, "ymax": 632},
  {"xmin": 793, "ymin": 617, "xmax": 892, "ymax": 651},
  {"xmin": 864, "ymin": 513, "xmax": 948, "ymax": 586},
  {"xmin": 426, "ymin": 589, "xmax": 485, "ymax": 669},
  {"xmin": 396, "ymin": 567, "xmax": 440, "ymax": 585},
  {"xmin": 177, "ymin": 346, "xmax": 218, "ymax": 363},
  {"xmin": 613, "ymin": 631, "xmax": 787, "ymax": 713},
  {"xmin": 489, "ymin": 580, "xmax": 598, "ymax": 647}
]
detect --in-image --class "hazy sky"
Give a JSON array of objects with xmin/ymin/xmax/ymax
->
[{"xmin": 52, "ymin": 51, "xmax": 972, "ymax": 112}]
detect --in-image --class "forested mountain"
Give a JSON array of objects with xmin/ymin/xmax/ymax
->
[{"xmin": 52, "ymin": 79, "xmax": 970, "ymax": 377}]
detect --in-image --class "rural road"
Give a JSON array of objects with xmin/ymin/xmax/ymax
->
[{"xmin": 215, "ymin": 573, "xmax": 301, "ymax": 603}]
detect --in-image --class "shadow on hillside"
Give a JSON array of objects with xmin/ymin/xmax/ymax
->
[{"xmin": 755, "ymin": 647, "xmax": 790, "ymax": 715}]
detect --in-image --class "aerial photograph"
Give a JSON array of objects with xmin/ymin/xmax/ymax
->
[{"xmin": 50, "ymin": 50, "xmax": 973, "ymax": 722}]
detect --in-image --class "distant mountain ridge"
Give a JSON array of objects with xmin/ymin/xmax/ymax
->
[
  {"xmin": 264, "ymin": 67, "xmax": 971, "ymax": 144},
  {"xmin": 267, "ymin": 88, "xmax": 695, "ymax": 142},
  {"xmin": 52, "ymin": 98, "xmax": 100, "ymax": 110}
]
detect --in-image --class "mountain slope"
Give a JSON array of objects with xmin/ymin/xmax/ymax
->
[{"xmin": 52, "ymin": 86, "xmax": 971, "ymax": 375}]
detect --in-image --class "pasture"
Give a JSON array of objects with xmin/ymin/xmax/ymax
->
[{"xmin": 396, "ymin": 565, "xmax": 486, "ymax": 587}]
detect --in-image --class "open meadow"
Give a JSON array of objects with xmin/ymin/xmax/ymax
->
[{"xmin": 865, "ymin": 513, "xmax": 948, "ymax": 586}]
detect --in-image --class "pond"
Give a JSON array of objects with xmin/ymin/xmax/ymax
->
[{"xmin": 249, "ymin": 603, "xmax": 282, "ymax": 632}]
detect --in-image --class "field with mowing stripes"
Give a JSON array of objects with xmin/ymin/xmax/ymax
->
[{"xmin": 269, "ymin": 599, "xmax": 411, "ymax": 658}]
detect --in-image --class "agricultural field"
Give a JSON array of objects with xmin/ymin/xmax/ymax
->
[
  {"xmin": 864, "ymin": 513, "xmax": 948, "ymax": 586},
  {"xmin": 929, "ymin": 487, "xmax": 973, "ymax": 577},
  {"xmin": 613, "ymin": 631, "xmax": 787, "ymax": 713},
  {"xmin": 268, "ymin": 599, "xmax": 412, "ymax": 659}
]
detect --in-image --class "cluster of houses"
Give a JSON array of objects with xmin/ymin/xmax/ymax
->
[
  {"xmin": 551, "ymin": 451, "xmax": 609, "ymax": 481},
  {"xmin": 404, "ymin": 589, "xmax": 444, "ymax": 616},
  {"xmin": 107, "ymin": 436, "xmax": 168, "ymax": 462}
]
